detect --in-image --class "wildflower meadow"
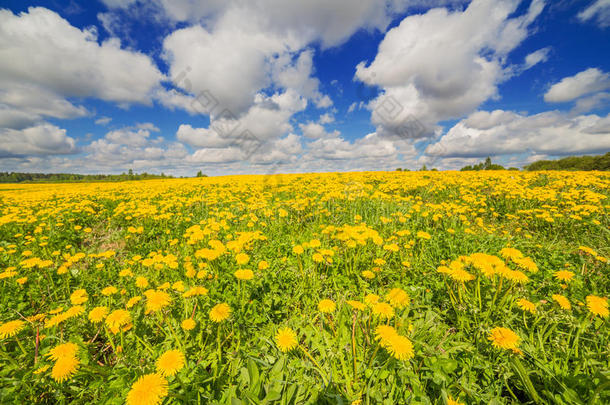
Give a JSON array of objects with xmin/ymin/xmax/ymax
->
[{"xmin": 0, "ymin": 170, "xmax": 608, "ymax": 404}]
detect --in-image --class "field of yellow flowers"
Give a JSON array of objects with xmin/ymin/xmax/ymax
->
[{"xmin": 0, "ymin": 170, "xmax": 608, "ymax": 404}]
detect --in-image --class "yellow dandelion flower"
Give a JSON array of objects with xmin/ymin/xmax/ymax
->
[
  {"xmin": 51, "ymin": 355, "xmax": 79, "ymax": 383},
  {"xmin": 386, "ymin": 288, "xmax": 410, "ymax": 309},
  {"xmin": 101, "ymin": 286, "xmax": 118, "ymax": 296},
  {"xmin": 126, "ymin": 373, "xmax": 168, "ymax": 405},
  {"xmin": 361, "ymin": 270, "xmax": 375, "ymax": 279},
  {"xmin": 318, "ymin": 299, "xmax": 336, "ymax": 313},
  {"xmin": 500, "ymin": 248, "xmax": 523, "ymax": 260},
  {"xmin": 105, "ymin": 309, "xmax": 131, "ymax": 334},
  {"xmin": 586, "ymin": 295, "xmax": 608, "ymax": 318},
  {"xmin": 127, "ymin": 296, "xmax": 142, "ymax": 308},
  {"xmin": 135, "ymin": 276, "xmax": 149, "ymax": 288},
  {"xmin": 372, "ymin": 302, "xmax": 394, "ymax": 319},
  {"xmin": 553, "ymin": 270, "xmax": 575, "ymax": 282},
  {"xmin": 450, "ymin": 269, "xmax": 475, "ymax": 282},
  {"xmin": 488, "ymin": 327, "xmax": 520, "ymax": 350},
  {"xmin": 374, "ymin": 325, "xmax": 398, "ymax": 347},
  {"xmin": 552, "ymin": 294, "xmax": 571, "ymax": 310},
  {"xmin": 235, "ymin": 253, "xmax": 250, "ymax": 265},
  {"xmin": 385, "ymin": 334, "xmax": 414, "ymax": 361},
  {"xmin": 258, "ymin": 261, "xmax": 269, "ymax": 270},
  {"xmin": 88, "ymin": 306, "xmax": 109, "ymax": 323},
  {"xmin": 0, "ymin": 319, "xmax": 25, "ymax": 339},
  {"xmin": 448, "ymin": 397, "xmax": 465, "ymax": 405},
  {"xmin": 346, "ymin": 300, "xmax": 366, "ymax": 311},
  {"xmin": 156, "ymin": 350, "xmax": 185, "ymax": 377},
  {"xmin": 183, "ymin": 286, "xmax": 209, "ymax": 298},
  {"xmin": 234, "ymin": 269, "xmax": 254, "ymax": 281},
  {"xmin": 144, "ymin": 290, "xmax": 172, "ymax": 312},
  {"xmin": 181, "ymin": 319, "xmax": 196, "ymax": 331},
  {"xmin": 47, "ymin": 344, "xmax": 79, "ymax": 362},
  {"xmin": 416, "ymin": 231, "xmax": 431, "ymax": 240},
  {"xmin": 275, "ymin": 327, "xmax": 298, "ymax": 352},
  {"xmin": 364, "ymin": 294, "xmax": 380, "ymax": 306},
  {"xmin": 70, "ymin": 289, "xmax": 88, "ymax": 305},
  {"xmin": 209, "ymin": 303, "xmax": 231, "ymax": 322},
  {"xmin": 516, "ymin": 299, "xmax": 536, "ymax": 314}
]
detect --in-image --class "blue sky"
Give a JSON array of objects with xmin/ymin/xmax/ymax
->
[{"xmin": 0, "ymin": 0, "xmax": 609, "ymax": 175}]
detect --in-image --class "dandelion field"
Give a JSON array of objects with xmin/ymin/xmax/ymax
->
[{"xmin": 0, "ymin": 171, "xmax": 609, "ymax": 404}]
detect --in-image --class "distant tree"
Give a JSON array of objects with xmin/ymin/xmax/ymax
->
[
  {"xmin": 460, "ymin": 157, "xmax": 504, "ymax": 171},
  {"xmin": 196, "ymin": 170, "xmax": 203, "ymax": 177},
  {"xmin": 525, "ymin": 152, "xmax": 610, "ymax": 171},
  {"xmin": 396, "ymin": 168, "xmax": 402, "ymax": 171},
  {"xmin": 420, "ymin": 164, "xmax": 427, "ymax": 171}
]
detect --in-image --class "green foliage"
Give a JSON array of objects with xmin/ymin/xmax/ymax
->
[
  {"xmin": 460, "ymin": 157, "xmax": 506, "ymax": 171},
  {"xmin": 525, "ymin": 152, "xmax": 610, "ymax": 171},
  {"xmin": 0, "ymin": 171, "xmax": 174, "ymax": 183}
]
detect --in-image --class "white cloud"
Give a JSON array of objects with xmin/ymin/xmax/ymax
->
[
  {"xmin": 307, "ymin": 132, "xmax": 402, "ymax": 160},
  {"xmin": 425, "ymin": 110, "xmax": 610, "ymax": 157},
  {"xmin": 0, "ymin": 106, "xmax": 40, "ymax": 130},
  {"xmin": 571, "ymin": 92, "xmax": 610, "ymax": 114},
  {"xmin": 188, "ymin": 147, "xmax": 245, "ymax": 164},
  {"xmin": 163, "ymin": 16, "xmax": 291, "ymax": 116},
  {"xmin": 524, "ymin": 47, "xmax": 551, "ymax": 70},
  {"xmin": 299, "ymin": 122, "xmax": 339, "ymax": 139},
  {"xmin": 104, "ymin": 0, "xmax": 453, "ymax": 48},
  {"xmin": 177, "ymin": 89, "xmax": 306, "ymax": 163},
  {"xmin": 318, "ymin": 113, "xmax": 335, "ymax": 124},
  {"xmin": 578, "ymin": 0, "xmax": 610, "ymax": 28},
  {"xmin": 176, "ymin": 124, "xmax": 234, "ymax": 149},
  {"xmin": 0, "ymin": 8, "xmax": 164, "ymax": 106},
  {"xmin": 355, "ymin": 0, "xmax": 545, "ymax": 133},
  {"xmin": 544, "ymin": 68, "xmax": 610, "ymax": 103},
  {"xmin": 95, "ymin": 116, "xmax": 112, "ymax": 125},
  {"xmin": 0, "ymin": 123, "xmax": 76, "ymax": 157},
  {"xmin": 249, "ymin": 133, "xmax": 303, "ymax": 164},
  {"xmin": 0, "ymin": 84, "xmax": 89, "ymax": 124},
  {"xmin": 105, "ymin": 128, "xmax": 151, "ymax": 147},
  {"xmin": 162, "ymin": 15, "xmax": 332, "ymax": 119},
  {"xmin": 136, "ymin": 122, "xmax": 160, "ymax": 132}
]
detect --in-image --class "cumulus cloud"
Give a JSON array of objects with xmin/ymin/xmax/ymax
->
[
  {"xmin": 299, "ymin": 122, "xmax": 339, "ymax": 139},
  {"xmin": 425, "ymin": 110, "xmax": 610, "ymax": 158},
  {"xmin": 0, "ymin": 6, "xmax": 164, "ymax": 161},
  {"xmin": 307, "ymin": 132, "xmax": 402, "ymax": 160},
  {"xmin": 355, "ymin": 0, "xmax": 545, "ymax": 134},
  {"xmin": 578, "ymin": 0, "xmax": 610, "ymax": 28},
  {"xmin": 103, "ymin": 0, "xmax": 460, "ymax": 48},
  {"xmin": 318, "ymin": 113, "xmax": 335, "ymax": 124},
  {"xmin": 85, "ymin": 131, "xmax": 188, "ymax": 170},
  {"xmin": 176, "ymin": 124, "xmax": 235, "ymax": 149},
  {"xmin": 0, "ymin": 8, "xmax": 163, "ymax": 105},
  {"xmin": 0, "ymin": 124, "xmax": 76, "ymax": 157},
  {"xmin": 571, "ymin": 92, "xmax": 610, "ymax": 114},
  {"xmin": 544, "ymin": 68, "xmax": 610, "ymax": 103}
]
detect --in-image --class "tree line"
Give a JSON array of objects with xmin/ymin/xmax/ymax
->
[
  {"xmin": 0, "ymin": 170, "xmax": 175, "ymax": 183},
  {"xmin": 524, "ymin": 152, "xmax": 610, "ymax": 171}
]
